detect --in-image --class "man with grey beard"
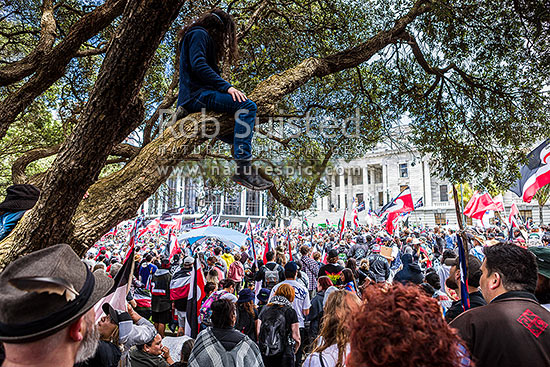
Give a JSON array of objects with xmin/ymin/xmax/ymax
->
[{"xmin": 0, "ymin": 244, "xmax": 113, "ymax": 367}]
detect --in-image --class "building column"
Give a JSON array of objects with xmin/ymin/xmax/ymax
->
[
  {"xmin": 423, "ymin": 160, "xmax": 432, "ymax": 207},
  {"xmin": 339, "ymin": 167, "xmax": 345, "ymax": 210},
  {"xmin": 259, "ymin": 191, "xmax": 264, "ymax": 217},
  {"xmin": 331, "ymin": 174, "xmax": 336, "ymax": 211},
  {"xmin": 240, "ymin": 188, "xmax": 247, "ymax": 216},
  {"xmin": 219, "ymin": 193, "xmax": 225, "ymax": 215},
  {"xmin": 382, "ymin": 164, "xmax": 388, "ymax": 205},
  {"xmin": 362, "ymin": 165, "xmax": 369, "ymax": 207}
]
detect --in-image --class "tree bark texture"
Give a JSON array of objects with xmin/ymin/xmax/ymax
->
[
  {"xmin": 0, "ymin": 0, "xmax": 430, "ymax": 267},
  {"xmin": 0, "ymin": 0, "xmax": 187, "ymax": 267}
]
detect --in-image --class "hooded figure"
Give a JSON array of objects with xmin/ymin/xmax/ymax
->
[
  {"xmin": 393, "ymin": 254, "xmax": 424, "ymax": 285},
  {"xmin": 0, "ymin": 184, "xmax": 40, "ymax": 241}
]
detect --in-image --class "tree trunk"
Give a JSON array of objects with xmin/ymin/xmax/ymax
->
[
  {"xmin": 0, "ymin": 0, "xmax": 430, "ymax": 267},
  {"xmin": 0, "ymin": 0, "xmax": 127, "ymax": 140},
  {"xmin": 0, "ymin": 0, "xmax": 186, "ymax": 267}
]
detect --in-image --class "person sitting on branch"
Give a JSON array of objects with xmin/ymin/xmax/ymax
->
[{"xmin": 176, "ymin": 9, "xmax": 273, "ymax": 191}]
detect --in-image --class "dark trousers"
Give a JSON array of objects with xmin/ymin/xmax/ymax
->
[
  {"xmin": 263, "ymin": 353, "xmax": 294, "ymax": 367},
  {"xmin": 186, "ymin": 90, "xmax": 257, "ymax": 161},
  {"xmin": 295, "ymin": 327, "xmax": 309, "ymax": 367}
]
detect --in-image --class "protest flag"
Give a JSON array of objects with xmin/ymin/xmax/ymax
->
[
  {"xmin": 338, "ymin": 210, "xmax": 346, "ymax": 241},
  {"xmin": 93, "ymin": 241, "xmax": 135, "ymax": 322},
  {"xmin": 463, "ymin": 192, "xmax": 499, "ymax": 220},
  {"xmin": 376, "ymin": 187, "xmax": 414, "ymax": 216},
  {"xmin": 457, "ymin": 235, "xmax": 470, "ymax": 311},
  {"xmin": 510, "ymin": 139, "xmax": 550, "ymax": 203},
  {"xmin": 185, "ymin": 257, "xmax": 205, "ymax": 338}
]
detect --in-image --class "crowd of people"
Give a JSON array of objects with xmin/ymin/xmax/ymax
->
[{"xmin": 2, "ymin": 217, "xmax": 550, "ymax": 367}]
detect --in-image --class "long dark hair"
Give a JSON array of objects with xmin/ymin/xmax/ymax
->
[{"xmin": 178, "ymin": 9, "xmax": 239, "ymax": 65}]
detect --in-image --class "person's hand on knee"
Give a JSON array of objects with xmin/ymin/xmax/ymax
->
[{"xmin": 228, "ymin": 87, "xmax": 247, "ymax": 102}]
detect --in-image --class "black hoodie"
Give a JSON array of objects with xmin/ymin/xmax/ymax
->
[{"xmin": 394, "ymin": 254, "xmax": 424, "ymax": 285}]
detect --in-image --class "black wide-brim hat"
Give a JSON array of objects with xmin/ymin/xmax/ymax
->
[
  {"xmin": 0, "ymin": 244, "xmax": 113, "ymax": 343},
  {"xmin": 0, "ymin": 184, "xmax": 40, "ymax": 211}
]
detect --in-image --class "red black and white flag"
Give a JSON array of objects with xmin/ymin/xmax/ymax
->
[
  {"xmin": 511, "ymin": 139, "xmax": 550, "ymax": 203},
  {"xmin": 170, "ymin": 265, "xmax": 192, "ymax": 301},
  {"xmin": 338, "ymin": 210, "xmax": 346, "ymax": 241},
  {"xmin": 93, "ymin": 243, "xmax": 135, "ymax": 322},
  {"xmin": 509, "ymin": 202, "xmax": 522, "ymax": 228},
  {"xmin": 185, "ymin": 257, "xmax": 205, "ymax": 338},
  {"xmin": 376, "ymin": 187, "xmax": 414, "ymax": 217}
]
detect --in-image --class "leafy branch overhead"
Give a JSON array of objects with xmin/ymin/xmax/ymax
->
[{"xmin": 0, "ymin": 0, "xmax": 548, "ymax": 265}]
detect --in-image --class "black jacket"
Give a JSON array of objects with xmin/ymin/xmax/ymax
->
[
  {"xmin": 445, "ymin": 290, "xmax": 487, "ymax": 323},
  {"xmin": 367, "ymin": 254, "xmax": 390, "ymax": 283},
  {"xmin": 307, "ymin": 290, "xmax": 326, "ymax": 339},
  {"xmin": 393, "ymin": 253, "xmax": 423, "ymax": 285}
]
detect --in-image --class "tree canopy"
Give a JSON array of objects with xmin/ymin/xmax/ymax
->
[{"xmin": 0, "ymin": 0, "xmax": 548, "ymax": 266}]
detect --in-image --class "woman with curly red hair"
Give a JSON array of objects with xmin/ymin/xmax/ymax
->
[{"xmin": 347, "ymin": 283, "xmax": 472, "ymax": 367}]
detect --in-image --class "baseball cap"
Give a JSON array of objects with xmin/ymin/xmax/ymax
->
[
  {"xmin": 284, "ymin": 261, "xmax": 298, "ymax": 273},
  {"xmin": 183, "ymin": 256, "xmax": 194, "ymax": 266}
]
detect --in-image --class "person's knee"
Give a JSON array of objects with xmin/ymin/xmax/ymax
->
[{"xmin": 242, "ymin": 99, "xmax": 257, "ymax": 112}]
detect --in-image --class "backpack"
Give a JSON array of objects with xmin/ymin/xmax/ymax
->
[
  {"xmin": 263, "ymin": 264, "xmax": 280, "ymax": 289},
  {"xmin": 258, "ymin": 306, "xmax": 289, "ymax": 357},
  {"xmin": 199, "ymin": 290, "xmax": 228, "ymax": 327}
]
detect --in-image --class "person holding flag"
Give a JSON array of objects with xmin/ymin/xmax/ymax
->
[
  {"xmin": 170, "ymin": 256, "xmax": 195, "ymax": 336},
  {"xmin": 444, "ymin": 249, "xmax": 486, "ymax": 323}
]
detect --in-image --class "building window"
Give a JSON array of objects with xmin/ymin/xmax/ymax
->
[
  {"xmin": 400, "ymin": 185, "xmax": 408, "ymax": 192},
  {"xmin": 224, "ymin": 191, "xmax": 241, "ymax": 215},
  {"xmin": 337, "ymin": 195, "xmax": 341, "ymax": 209},
  {"xmin": 435, "ymin": 213, "xmax": 446, "ymax": 226},
  {"xmin": 335, "ymin": 175, "xmax": 340, "ymax": 187},
  {"xmin": 519, "ymin": 209, "xmax": 532, "ymax": 222},
  {"xmin": 205, "ymin": 192, "xmax": 221, "ymax": 214},
  {"xmin": 375, "ymin": 170, "xmax": 383, "ymax": 184},
  {"xmin": 356, "ymin": 193, "xmax": 364, "ymax": 204},
  {"xmin": 399, "ymin": 163, "xmax": 408, "ymax": 178},
  {"xmin": 184, "ymin": 177, "xmax": 199, "ymax": 213},
  {"xmin": 246, "ymin": 190, "xmax": 260, "ymax": 216},
  {"xmin": 440, "ymin": 185, "xmax": 449, "ymax": 202},
  {"xmin": 367, "ymin": 171, "xmax": 371, "ymax": 184},
  {"xmin": 378, "ymin": 192, "xmax": 384, "ymax": 206},
  {"xmin": 352, "ymin": 169, "xmax": 363, "ymax": 185}
]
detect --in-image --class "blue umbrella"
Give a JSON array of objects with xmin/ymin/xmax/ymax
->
[{"xmin": 177, "ymin": 226, "xmax": 251, "ymax": 249}]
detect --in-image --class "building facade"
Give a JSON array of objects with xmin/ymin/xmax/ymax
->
[
  {"xmin": 141, "ymin": 172, "xmax": 270, "ymax": 223},
  {"xmin": 313, "ymin": 146, "xmax": 550, "ymax": 227}
]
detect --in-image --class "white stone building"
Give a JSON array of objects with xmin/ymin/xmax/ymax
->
[{"xmin": 312, "ymin": 145, "xmax": 550, "ymax": 227}]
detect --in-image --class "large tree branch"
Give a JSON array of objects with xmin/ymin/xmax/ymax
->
[
  {"xmin": 11, "ymin": 143, "xmax": 141, "ymax": 185},
  {"xmin": 0, "ymin": 0, "xmax": 57, "ymax": 85},
  {"xmin": 0, "ymin": 0, "xmax": 430, "ymax": 261},
  {"xmin": 0, "ymin": 0, "xmax": 127, "ymax": 140},
  {"xmin": 144, "ymin": 51, "xmax": 181, "ymax": 145},
  {"xmin": 250, "ymin": 0, "xmax": 431, "ymax": 112}
]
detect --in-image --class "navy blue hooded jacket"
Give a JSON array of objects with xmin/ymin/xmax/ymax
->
[
  {"xmin": 394, "ymin": 253, "xmax": 424, "ymax": 285},
  {"xmin": 177, "ymin": 27, "xmax": 232, "ymax": 108}
]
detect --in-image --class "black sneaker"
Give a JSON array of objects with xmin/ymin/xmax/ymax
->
[{"xmin": 231, "ymin": 172, "xmax": 273, "ymax": 191}]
